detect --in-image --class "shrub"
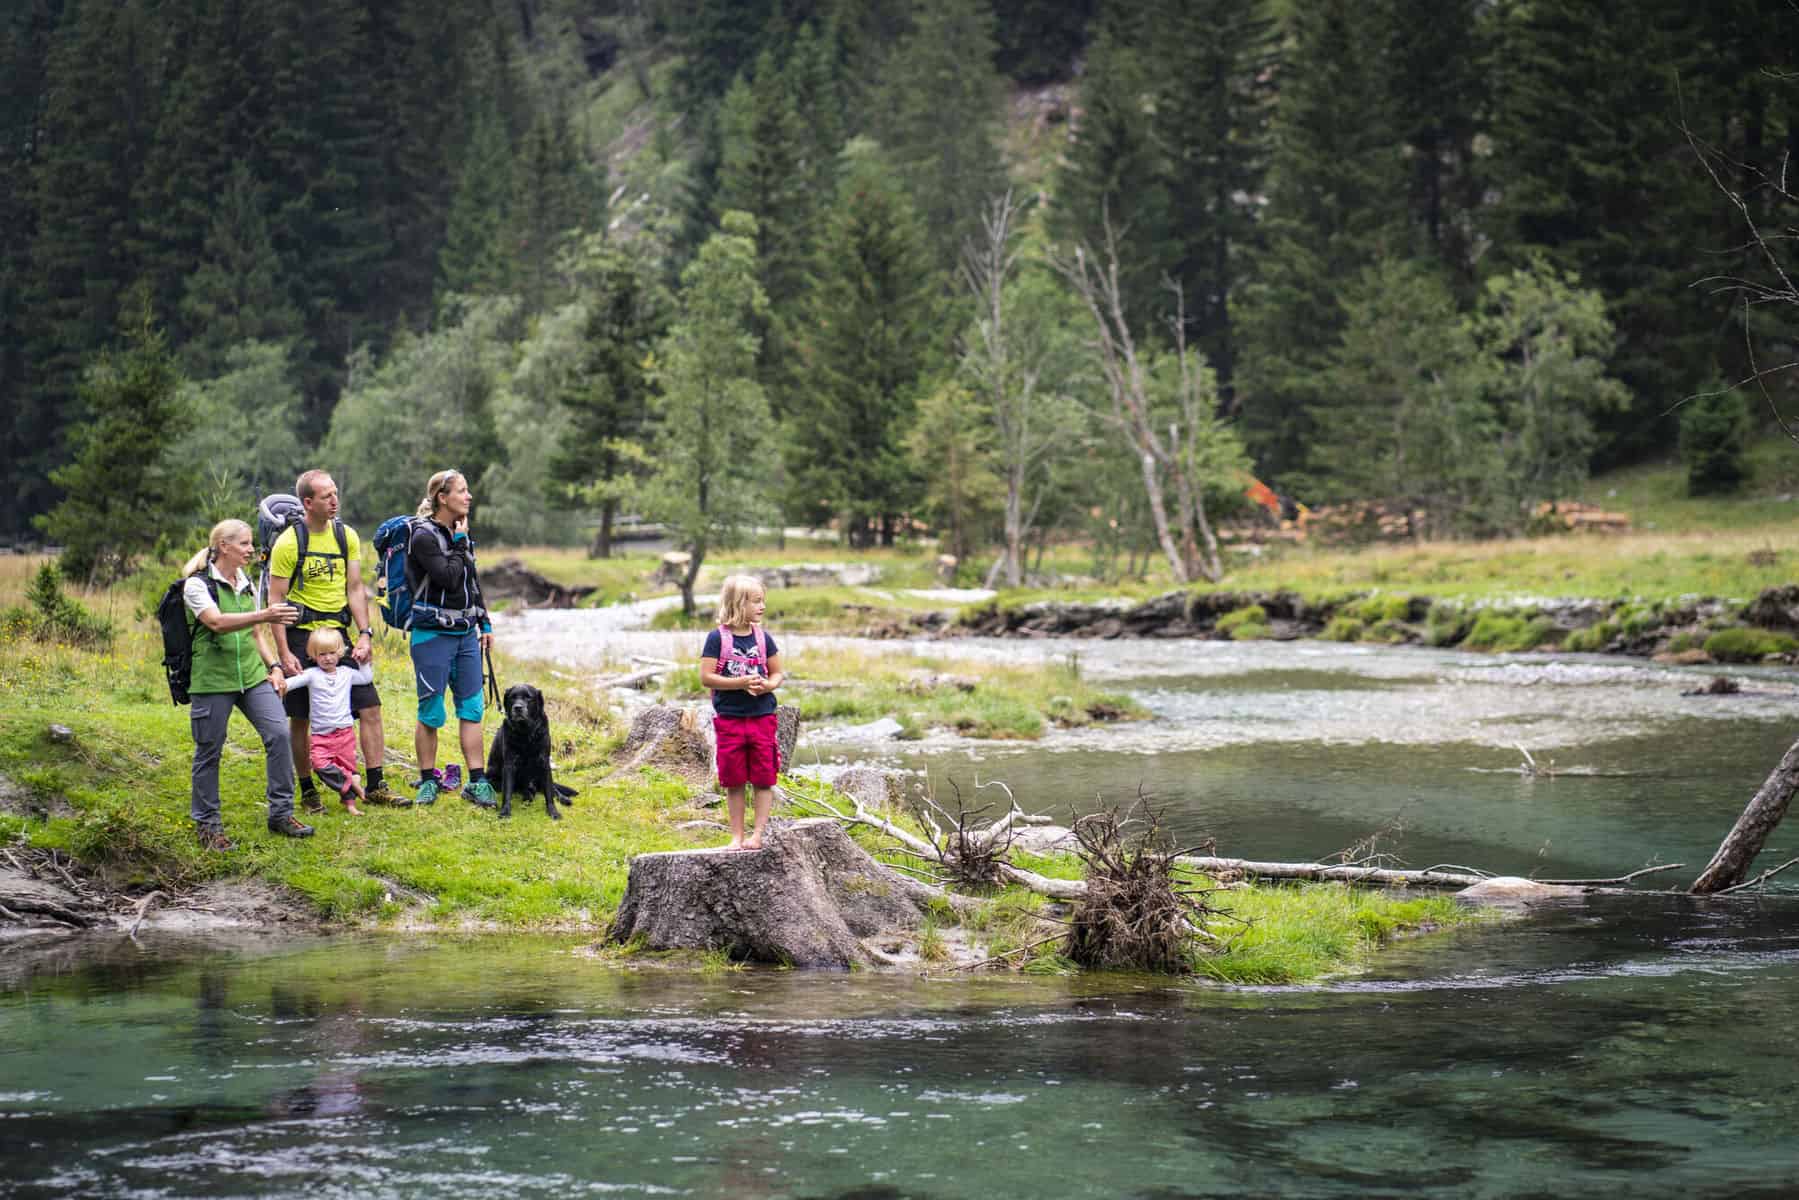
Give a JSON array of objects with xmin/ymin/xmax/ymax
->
[
  {"xmin": 1322, "ymin": 616, "xmax": 1365, "ymax": 642},
  {"xmin": 1424, "ymin": 600, "xmax": 1470, "ymax": 647},
  {"xmin": 1463, "ymin": 611, "xmax": 1557, "ymax": 653},
  {"xmin": 1679, "ymin": 385, "xmax": 1752, "ymax": 496},
  {"xmin": 1563, "ymin": 621, "xmax": 1617, "ymax": 653},
  {"xmin": 1666, "ymin": 631, "xmax": 1704, "ymax": 654},
  {"xmin": 1, "ymin": 563, "xmax": 115, "ymax": 650},
  {"xmin": 1704, "ymin": 627, "xmax": 1798, "ymax": 663}
]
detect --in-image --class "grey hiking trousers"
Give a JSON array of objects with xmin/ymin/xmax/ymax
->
[{"xmin": 190, "ymin": 682, "xmax": 295, "ymax": 827}]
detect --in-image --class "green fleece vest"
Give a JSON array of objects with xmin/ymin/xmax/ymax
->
[{"xmin": 189, "ymin": 576, "xmax": 269, "ymax": 695}]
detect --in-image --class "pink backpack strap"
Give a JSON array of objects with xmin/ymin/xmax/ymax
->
[{"xmin": 751, "ymin": 623, "xmax": 766, "ymax": 671}]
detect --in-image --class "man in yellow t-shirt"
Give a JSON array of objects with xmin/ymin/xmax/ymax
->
[{"xmin": 268, "ymin": 469, "xmax": 405, "ymax": 808}]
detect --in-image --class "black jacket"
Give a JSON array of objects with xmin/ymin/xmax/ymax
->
[{"xmin": 408, "ymin": 519, "xmax": 489, "ymax": 631}]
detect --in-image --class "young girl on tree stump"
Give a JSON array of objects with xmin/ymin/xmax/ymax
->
[{"xmin": 699, "ymin": 575, "xmax": 785, "ymax": 851}]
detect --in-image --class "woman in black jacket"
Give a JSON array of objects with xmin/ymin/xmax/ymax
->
[{"xmin": 407, "ymin": 469, "xmax": 497, "ymax": 808}]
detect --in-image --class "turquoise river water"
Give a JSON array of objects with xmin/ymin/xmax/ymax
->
[{"xmin": 6, "ymin": 634, "xmax": 1799, "ymax": 1197}]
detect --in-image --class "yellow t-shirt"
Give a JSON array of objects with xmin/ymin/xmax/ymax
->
[{"xmin": 268, "ymin": 522, "xmax": 362, "ymax": 629}]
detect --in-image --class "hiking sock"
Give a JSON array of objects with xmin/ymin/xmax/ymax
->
[
  {"xmin": 298, "ymin": 775, "xmax": 319, "ymax": 800},
  {"xmin": 469, "ymin": 768, "xmax": 488, "ymax": 786},
  {"xmin": 366, "ymin": 765, "xmax": 384, "ymax": 791}
]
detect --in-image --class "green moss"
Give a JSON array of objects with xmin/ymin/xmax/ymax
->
[
  {"xmin": 1215, "ymin": 605, "xmax": 1268, "ymax": 638},
  {"xmin": 1704, "ymin": 627, "xmax": 1798, "ymax": 662},
  {"xmin": 1321, "ymin": 616, "xmax": 1364, "ymax": 642},
  {"xmin": 1424, "ymin": 600, "xmax": 1470, "ymax": 647},
  {"xmin": 1363, "ymin": 620, "xmax": 1411, "ymax": 645},
  {"xmin": 1461, "ymin": 611, "xmax": 1557, "ymax": 653},
  {"xmin": 1666, "ymin": 631, "xmax": 1705, "ymax": 653},
  {"xmin": 1348, "ymin": 593, "xmax": 1411, "ymax": 624},
  {"xmin": 1563, "ymin": 621, "xmax": 1618, "ymax": 653}
]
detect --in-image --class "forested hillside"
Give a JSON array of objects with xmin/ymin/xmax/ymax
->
[{"xmin": 1, "ymin": 0, "xmax": 1792, "ymax": 580}]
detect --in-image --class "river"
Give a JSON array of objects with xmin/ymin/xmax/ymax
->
[{"xmin": 5, "ymin": 621, "xmax": 1799, "ymax": 1197}]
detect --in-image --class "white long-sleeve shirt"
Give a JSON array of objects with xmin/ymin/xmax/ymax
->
[{"xmin": 282, "ymin": 662, "xmax": 373, "ymax": 733}]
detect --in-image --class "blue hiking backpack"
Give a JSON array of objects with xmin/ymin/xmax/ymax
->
[{"xmin": 371, "ymin": 515, "xmax": 418, "ymax": 632}]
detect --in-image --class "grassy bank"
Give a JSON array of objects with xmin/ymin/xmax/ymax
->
[{"xmin": 0, "ymin": 563, "xmax": 1478, "ymax": 980}]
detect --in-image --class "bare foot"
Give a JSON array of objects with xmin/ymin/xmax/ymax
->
[
  {"xmin": 742, "ymin": 837, "xmax": 763, "ymax": 851},
  {"xmin": 724, "ymin": 837, "xmax": 744, "ymax": 852},
  {"xmin": 344, "ymin": 803, "xmax": 364, "ymax": 816}
]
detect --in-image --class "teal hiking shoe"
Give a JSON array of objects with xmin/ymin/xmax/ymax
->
[
  {"xmin": 415, "ymin": 777, "xmax": 440, "ymax": 807},
  {"xmin": 464, "ymin": 779, "xmax": 497, "ymax": 809}
]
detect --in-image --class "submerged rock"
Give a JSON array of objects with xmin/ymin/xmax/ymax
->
[{"xmin": 1456, "ymin": 876, "xmax": 1583, "ymax": 905}]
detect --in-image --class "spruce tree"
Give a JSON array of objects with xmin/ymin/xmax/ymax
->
[
  {"xmin": 785, "ymin": 143, "xmax": 944, "ymax": 545},
  {"xmin": 505, "ymin": 104, "xmax": 603, "ymax": 314},
  {"xmin": 867, "ymin": 0, "xmax": 1008, "ymax": 270},
  {"xmin": 0, "ymin": 0, "xmax": 60, "ymax": 539},
  {"xmin": 1148, "ymin": 0, "xmax": 1277, "ymax": 406},
  {"xmin": 1485, "ymin": 0, "xmax": 1717, "ymax": 464},
  {"xmin": 1235, "ymin": 0, "xmax": 1406, "ymax": 486},
  {"xmin": 35, "ymin": 301, "xmax": 197, "ymax": 582},
  {"xmin": 23, "ymin": 0, "xmax": 160, "ymax": 525},
  {"xmin": 1387, "ymin": 0, "xmax": 1488, "ymax": 281},
  {"xmin": 179, "ymin": 163, "xmax": 303, "ymax": 379},
  {"xmin": 437, "ymin": 102, "xmax": 515, "ymax": 298},
  {"xmin": 1050, "ymin": 30, "xmax": 1172, "ymax": 337}
]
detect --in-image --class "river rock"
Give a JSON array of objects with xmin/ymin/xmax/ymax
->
[
  {"xmin": 606, "ymin": 817, "xmax": 942, "ymax": 968},
  {"xmin": 833, "ymin": 766, "xmax": 904, "ymax": 810},
  {"xmin": 750, "ymin": 562, "xmax": 882, "ymax": 588},
  {"xmin": 1456, "ymin": 876, "xmax": 1583, "ymax": 905},
  {"xmin": 480, "ymin": 558, "xmax": 597, "ymax": 609},
  {"xmin": 1010, "ymin": 824, "xmax": 1079, "ymax": 854},
  {"xmin": 1745, "ymin": 584, "xmax": 1799, "ymax": 632}
]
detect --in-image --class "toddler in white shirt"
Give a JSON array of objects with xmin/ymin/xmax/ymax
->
[{"xmin": 283, "ymin": 628, "xmax": 374, "ymax": 814}]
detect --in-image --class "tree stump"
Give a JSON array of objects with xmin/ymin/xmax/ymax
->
[
  {"xmin": 606, "ymin": 817, "xmax": 942, "ymax": 968},
  {"xmin": 609, "ymin": 703, "xmax": 802, "ymax": 790}
]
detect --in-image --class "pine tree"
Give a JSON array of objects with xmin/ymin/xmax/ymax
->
[
  {"xmin": 1485, "ymin": 0, "xmax": 1718, "ymax": 464},
  {"xmin": 179, "ymin": 163, "xmax": 304, "ymax": 379},
  {"xmin": 1236, "ymin": 0, "xmax": 1407, "ymax": 486},
  {"xmin": 437, "ymin": 101, "xmax": 515, "ymax": 298},
  {"xmin": 550, "ymin": 240, "xmax": 671, "ymax": 557},
  {"xmin": 670, "ymin": 0, "xmax": 784, "ymax": 106},
  {"xmin": 868, "ymin": 0, "xmax": 1008, "ymax": 270},
  {"xmin": 505, "ymin": 104, "xmax": 604, "ymax": 314},
  {"xmin": 1387, "ymin": 0, "xmax": 1488, "ymax": 280},
  {"xmin": 990, "ymin": 0, "xmax": 1096, "ymax": 84},
  {"xmin": 35, "ymin": 300, "xmax": 198, "ymax": 582},
  {"xmin": 129, "ymin": 0, "xmax": 271, "ymax": 347},
  {"xmin": 1147, "ymin": 0, "xmax": 1277, "ymax": 406},
  {"xmin": 1050, "ymin": 29, "xmax": 1173, "ymax": 339},
  {"xmin": 22, "ymin": 0, "xmax": 161, "ymax": 524},
  {"xmin": 785, "ymin": 143, "xmax": 944, "ymax": 545},
  {"xmin": 0, "ymin": 0, "xmax": 61, "ymax": 539},
  {"xmin": 644, "ymin": 210, "xmax": 771, "ymax": 615}
]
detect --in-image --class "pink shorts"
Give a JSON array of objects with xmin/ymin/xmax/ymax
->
[
  {"xmin": 310, "ymin": 725, "xmax": 360, "ymax": 794},
  {"xmin": 714, "ymin": 713, "xmax": 780, "ymax": 788}
]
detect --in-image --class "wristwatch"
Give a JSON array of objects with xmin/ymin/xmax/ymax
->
[{"xmin": 359, "ymin": 627, "xmax": 374, "ymax": 638}]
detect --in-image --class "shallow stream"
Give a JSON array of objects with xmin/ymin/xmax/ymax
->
[{"xmin": 6, "ymin": 621, "xmax": 1799, "ymax": 1196}]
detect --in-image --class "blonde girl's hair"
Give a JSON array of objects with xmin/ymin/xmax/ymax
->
[
  {"xmin": 181, "ymin": 519, "xmax": 253, "ymax": 577},
  {"xmin": 306, "ymin": 626, "xmax": 347, "ymax": 658},
  {"xmin": 416, "ymin": 469, "xmax": 465, "ymax": 520},
  {"xmin": 716, "ymin": 575, "xmax": 766, "ymax": 628}
]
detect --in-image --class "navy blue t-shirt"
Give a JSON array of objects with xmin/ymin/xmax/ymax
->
[{"xmin": 702, "ymin": 627, "xmax": 780, "ymax": 717}]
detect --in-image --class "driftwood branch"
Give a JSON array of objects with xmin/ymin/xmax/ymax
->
[
  {"xmin": 1174, "ymin": 856, "xmax": 1491, "ymax": 887},
  {"xmin": 1716, "ymin": 856, "xmax": 1799, "ymax": 895},
  {"xmin": 1535, "ymin": 864, "xmax": 1685, "ymax": 886}
]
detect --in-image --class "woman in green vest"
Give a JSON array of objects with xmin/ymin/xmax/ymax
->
[{"xmin": 180, "ymin": 519, "xmax": 311, "ymax": 849}]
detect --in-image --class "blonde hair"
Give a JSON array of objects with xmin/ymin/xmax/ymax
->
[
  {"xmin": 306, "ymin": 626, "xmax": 346, "ymax": 658},
  {"xmin": 181, "ymin": 519, "xmax": 252, "ymax": 577},
  {"xmin": 417, "ymin": 469, "xmax": 465, "ymax": 519},
  {"xmin": 716, "ymin": 575, "xmax": 766, "ymax": 628}
]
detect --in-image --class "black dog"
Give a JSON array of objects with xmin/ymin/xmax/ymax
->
[{"xmin": 488, "ymin": 683, "xmax": 578, "ymax": 820}]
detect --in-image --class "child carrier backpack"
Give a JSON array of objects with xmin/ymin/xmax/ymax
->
[
  {"xmin": 371, "ymin": 515, "xmax": 418, "ymax": 632},
  {"xmin": 155, "ymin": 571, "xmax": 218, "ymax": 705},
  {"xmin": 255, "ymin": 492, "xmax": 348, "ymax": 620}
]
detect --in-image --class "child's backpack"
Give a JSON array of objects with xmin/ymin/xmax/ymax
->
[
  {"xmin": 710, "ymin": 623, "xmax": 768, "ymax": 697},
  {"xmin": 254, "ymin": 492, "xmax": 348, "ymax": 612},
  {"xmin": 155, "ymin": 571, "xmax": 218, "ymax": 706},
  {"xmin": 371, "ymin": 515, "xmax": 419, "ymax": 632}
]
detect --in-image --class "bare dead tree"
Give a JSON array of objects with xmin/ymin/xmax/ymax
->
[
  {"xmin": 1049, "ymin": 220, "xmax": 1227, "ymax": 583},
  {"xmin": 960, "ymin": 191, "xmax": 1067, "ymax": 589},
  {"xmin": 1681, "ymin": 115, "xmax": 1799, "ymax": 893}
]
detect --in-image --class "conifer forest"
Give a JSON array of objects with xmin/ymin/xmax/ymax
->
[{"xmin": 2, "ymin": 0, "xmax": 1793, "ymax": 580}]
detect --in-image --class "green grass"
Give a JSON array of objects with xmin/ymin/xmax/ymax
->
[
  {"xmin": 657, "ymin": 642, "xmax": 1147, "ymax": 740},
  {"xmin": 1191, "ymin": 878, "xmax": 1483, "ymax": 985}
]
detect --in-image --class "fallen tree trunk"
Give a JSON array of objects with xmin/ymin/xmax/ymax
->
[
  {"xmin": 1174, "ymin": 857, "xmax": 1491, "ymax": 887},
  {"xmin": 1690, "ymin": 735, "xmax": 1799, "ymax": 893}
]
